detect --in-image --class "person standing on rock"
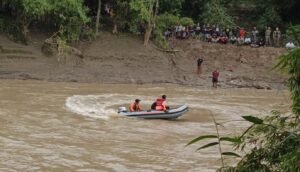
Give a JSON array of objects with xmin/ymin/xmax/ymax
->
[
  {"xmin": 197, "ymin": 57, "xmax": 203, "ymax": 75},
  {"xmin": 212, "ymin": 69, "xmax": 220, "ymax": 88}
]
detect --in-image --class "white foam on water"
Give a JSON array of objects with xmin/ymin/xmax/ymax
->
[
  {"xmin": 65, "ymin": 94, "xmax": 120, "ymax": 119},
  {"xmin": 65, "ymin": 94, "xmax": 157, "ymax": 119}
]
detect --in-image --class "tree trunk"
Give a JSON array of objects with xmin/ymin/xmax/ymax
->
[
  {"xmin": 22, "ymin": 24, "xmax": 30, "ymax": 44},
  {"xmin": 95, "ymin": 0, "xmax": 101, "ymax": 34},
  {"xmin": 112, "ymin": 23, "xmax": 118, "ymax": 34},
  {"xmin": 143, "ymin": 24, "xmax": 152, "ymax": 46},
  {"xmin": 143, "ymin": 0, "xmax": 159, "ymax": 46}
]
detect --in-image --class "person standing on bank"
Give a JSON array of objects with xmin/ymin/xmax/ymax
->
[
  {"xmin": 197, "ymin": 57, "xmax": 203, "ymax": 75},
  {"xmin": 251, "ymin": 26, "xmax": 259, "ymax": 43},
  {"xmin": 265, "ymin": 27, "xmax": 272, "ymax": 46},
  {"xmin": 212, "ymin": 69, "xmax": 220, "ymax": 88},
  {"xmin": 273, "ymin": 27, "xmax": 281, "ymax": 47}
]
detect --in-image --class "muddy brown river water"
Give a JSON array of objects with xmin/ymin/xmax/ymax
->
[{"xmin": 0, "ymin": 80, "xmax": 289, "ymax": 172}]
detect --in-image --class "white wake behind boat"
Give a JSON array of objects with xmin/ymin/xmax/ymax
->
[{"xmin": 118, "ymin": 104, "xmax": 188, "ymax": 119}]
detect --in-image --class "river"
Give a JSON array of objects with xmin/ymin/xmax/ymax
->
[{"xmin": 0, "ymin": 80, "xmax": 289, "ymax": 172}]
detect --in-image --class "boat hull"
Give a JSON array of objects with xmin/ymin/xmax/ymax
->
[{"xmin": 118, "ymin": 105, "xmax": 188, "ymax": 119}]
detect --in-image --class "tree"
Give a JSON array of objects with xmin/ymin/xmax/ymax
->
[
  {"xmin": 95, "ymin": 0, "xmax": 101, "ymax": 34},
  {"xmin": 1, "ymin": 0, "xmax": 51, "ymax": 42},
  {"xmin": 130, "ymin": 0, "xmax": 159, "ymax": 46},
  {"xmin": 0, "ymin": 0, "xmax": 88, "ymax": 42},
  {"xmin": 159, "ymin": 0, "xmax": 183, "ymax": 15},
  {"xmin": 181, "ymin": 0, "xmax": 206, "ymax": 21},
  {"xmin": 201, "ymin": 0, "xmax": 235, "ymax": 27}
]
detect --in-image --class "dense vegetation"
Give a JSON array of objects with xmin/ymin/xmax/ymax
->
[{"xmin": 0, "ymin": 0, "xmax": 300, "ymax": 46}]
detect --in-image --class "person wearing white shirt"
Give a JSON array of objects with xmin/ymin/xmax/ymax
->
[{"xmin": 286, "ymin": 42, "xmax": 296, "ymax": 49}]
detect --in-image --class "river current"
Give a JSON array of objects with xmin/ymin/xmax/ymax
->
[{"xmin": 0, "ymin": 80, "xmax": 289, "ymax": 172}]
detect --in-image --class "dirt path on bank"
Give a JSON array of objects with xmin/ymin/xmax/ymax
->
[{"xmin": 0, "ymin": 32, "xmax": 287, "ymax": 89}]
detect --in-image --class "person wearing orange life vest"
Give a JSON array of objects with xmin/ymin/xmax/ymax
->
[
  {"xmin": 129, "ymin": 99, "xmax": 142, "ymax": 112},
  {"xmin": 155, "ymin": 95, "xmax": 169, "ymax": 111}
]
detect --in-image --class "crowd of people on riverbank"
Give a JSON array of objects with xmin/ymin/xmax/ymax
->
[{"xmin": 164, "ymin": 24, "xmax": 296, "ymax": 49}]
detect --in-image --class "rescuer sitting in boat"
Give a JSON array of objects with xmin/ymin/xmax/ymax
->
[
  {"xmin": 155, "ymin": 95, "xmax": 169, "ymax": 112},
  {"xmin": 129, "ymin": 99, "xmax": 142, "ymax": 112}
]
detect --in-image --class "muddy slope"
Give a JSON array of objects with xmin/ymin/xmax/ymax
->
[{"xmin": 0, "ymin": 32, "xmax": 287, "ymax": 89}]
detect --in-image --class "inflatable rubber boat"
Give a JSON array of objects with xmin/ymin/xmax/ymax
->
[{"xmin": 118, "ymin": 104, "xmax": 188, "ymax": 119}]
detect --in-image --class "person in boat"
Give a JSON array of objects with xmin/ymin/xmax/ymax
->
[
  {"xmin": 155, "ymin": 95, "xmax": 169, "ymax": 111},
  {"xmin": 151, "ymin": 102, "xmax": 156, "ymax": 110},
  {"xmin": 129, "ymin": 99, "xmax": 142, "ymax": 112}
]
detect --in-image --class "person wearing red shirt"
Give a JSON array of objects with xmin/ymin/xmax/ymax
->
[
  {"xmin": 212, "ymin": 69, "xmax": 220, "ymax": 88},
  {"xmin": 239, "ymin": 28, "xmax": 246, "ymax": 39}
]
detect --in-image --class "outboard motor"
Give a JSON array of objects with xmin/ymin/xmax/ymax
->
[{"xmin": 118, "ymin": 107, "xmax": 127, "ymax": 113}]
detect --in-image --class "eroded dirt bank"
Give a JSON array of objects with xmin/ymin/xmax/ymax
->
[{"xmin": 0, "ymin": 32, "xmax": 287, "ymax": 89}]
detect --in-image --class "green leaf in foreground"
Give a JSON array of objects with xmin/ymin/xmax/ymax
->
[
  {"xmin": 222, "ymin": 152, "xmax": 241, "ymax": 157},
  {"xmin": 220, "ymin": 137, "xmax": 241, "ymax": 143},
  {"xmin": 197, "ymin": 142, "xmax": 219, "ymax": 151},
  {"xmin": 242, "ymin": 116, "xmax": 264, "ymax": 124},
  {"xmin": 186, "ymin": 135, "xmax": 218, "ymax": 146}
]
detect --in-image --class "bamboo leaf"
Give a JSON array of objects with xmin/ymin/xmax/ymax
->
[
  {"xmin": 242, "ymin": 116, "xmax": 264, "ymax": 124},
  {"xmin": 186, "ymin": 135, "xmax": 218, "ymax": 147},
  {"xmin": 222, "ymin": 152, "xmax": 241, "ymax": 157},
  {"xmin": 196, "ymin": 142, "xmax": 219, "ymax": 151},
  {"xmin": 240, "ymin": 124, "xmax": 254, "ymax": 138},
  {"xmin": 220, "ymin": 137, "xmax": 240, "ymax": 143}
]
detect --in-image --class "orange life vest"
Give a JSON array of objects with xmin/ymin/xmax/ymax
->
[
  {"xmin": 155, "ymin": 98, "xmax": 166, "ymax": 111},
  {"xmin": 129, "ymin": 102, "xmax": 141, "ymax": 112}
]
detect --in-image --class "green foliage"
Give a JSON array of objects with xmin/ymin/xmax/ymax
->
[
  {"xmin": 197, "ymin": 142, "xmax": 219, "ymax": 150},
  {"xmin": 186, "ymin": 135, "xmax": 218, "ymax": 146},
  {"xmin": 275, "ymin": 26, "xmax": 300, "ymax": 116},
  {"xmin": 286, "ymin": 25, "xmax": 300, "ymax": 45},
  {"xmin": 179, "ymin": 17, "xmax": 194, "ymax": 26},
  {"xmin": 152, "ymin": 28, "xmax": 168, "ymax": 48},
  {"xmin": 0, "ymin": 18, "xmax": 26, "ymax": 43},
  {"xmin": 181, "ymin": 0, "xmax": 206, "ymax": 21},
  {"xmin": 1, "ymin": 0, "xmax": 300, "ymax": 45},
  {"xmin": 221, "ymin": 152, "xmax": 241, "ymax": 158},
  {"xmin": 156, "ymin": 14, "xmax": 181, "ymax": 29},
  {"xmin": 221, "ymin": 111, "xmax": 300, "ymax": 172},
  {"xmin": 129, "ymin": 0, "xmax": 156, "ymax": 25},
  {"xmin": 201, "ymin": 0, "xmax": 235, "ymax": 27},
  {"xmin": 22, "ymin": 0, "xmax": 50, "ymax": 20},
  {"xmin": 187, "ymin": 114, "xmax": 241, "ymax": 168},
  {"xmin": 159, "ymin": 0, "xmax": 184, "ymax": 15},
  {"xmin": 45, "ymin": 0, "xmax": 89, "ymax": 42},
  {"xmin": 256, "ymin": 7, "xmax": 282, "ymax": 30},
  {"xmin": 1, "ymin": 0, "xmax": 88, "ymax": 42},
  {"xmin": 152, "ymin": 14, "xmax": 177, "ymax": 48},
  {"xmin": 153, "ymin": 13, "xmax": 194, "ymax": 48},
  {"xmin": 113, "ymin": 0, "xmax": 131, "ymax": 32},
  {"xmin": 242, "ymin": 116, "xmax": 264, "ymax": 124}
]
